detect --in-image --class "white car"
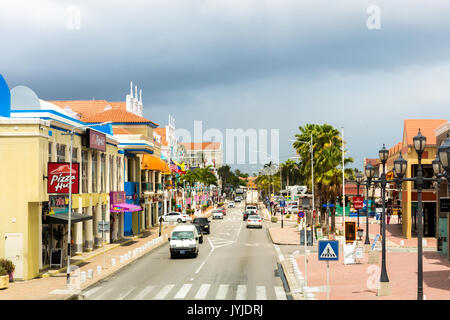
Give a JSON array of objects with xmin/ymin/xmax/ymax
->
[
  {"xmin": 287, "ymin": 205, "xmax": 299, "ymax": 214},
  {"xmin": 212, "ymin": 210, "xmax": 224, "ymax": 219},
  {"xmin": 161, "ymin": 212, "xmax": 190, "ymax": 223},
  {"xmin": 169, "ymin": 225, "xmax": 200, "ymax": 258},
  {"xmin": 245, "ymin": 205, "xmax": 258, "ymax": 215},
  {"xmin": 228, "ymin": 201, "xmax": 235, "ymax": 208},
  {"xmin": 247, "ymin": 215, "xmax": 262, "ymax": 228}
]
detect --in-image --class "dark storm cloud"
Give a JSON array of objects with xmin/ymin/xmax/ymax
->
[{"xmin": 2, "ymin": 0, "xmax": 450, "ymax": 172}]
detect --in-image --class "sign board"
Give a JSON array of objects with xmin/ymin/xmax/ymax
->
[
  {"xmin": 300, "ymin": 229, "xmax": 313, "ymax": 246},
  {"xmin": 440, "ymin": 198, "xmax": 450, "ymax": 213},
  {"xmin": 48, "ymin": 162, "xmax": 79, "ymax": 194},
  {"xmin": 318, "ymin": 240, "xmax": 339, "ymax": 261},
  {"xmin": 371, "ymin": 234, "xmax": 380, "ymax": 251},
  {"xmin": 355, "ymin": 246, "xmax": 364, "ymax": 259},
  {"xmin": 322, "ymin": 203, "xmax": 334, "ymax": 208},
  {"xmin": 49, "ymin": 195, "xmax": 69, "ymax": 208},
  {"xmin": 98, "ymin": 221, "xmax": 110, "ymax": 233},
  {"xmin": 316, "ymin": 228, "xmax": 323, "ymax": 240},
  {"xmin": 343, "ymin": 242, "xmax": 357, "ymax": 264},
  {"xmin": 279, "ymin": 200, "xmax": 286, "ymax": 207},
  {"xmin": 345, "ymin": 221, "xmax": 357, "ymax": 243},
  {"xmin": 353, "ymin": 196, "xmax": 364, "ymax": 209},
  {"xmin": 301, "ymin": 198, "xmax": 310, "ymax": 208},
  {"xmin": 87, "ymin": 129, "xmax": 106, "ymax": 152},
  {"xmin": 110, "ymin": 191, "xmax": 126, "ymax": 205},
  {"xmin": 298, "ymin": 211, "xmax": 305, "ymax": 218},
  {"xmin": 50, "ymin": 248, "xmax": 63, "ymax": 268}
]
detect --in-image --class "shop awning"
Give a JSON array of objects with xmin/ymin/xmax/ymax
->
[
  {"xmin": 43, "ymin": 212, "xmax": 93, "ymax": 225},
  {"xmin": 141, "ymin": 154, "xmax": 171, "ymax": 174},
  {"xmin": 110, "ymin": 203, "xmax": 142, "ymax": 213}
]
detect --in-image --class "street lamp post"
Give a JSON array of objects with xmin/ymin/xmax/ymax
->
[
  {"xmin": 378, "ymin": 144, "xmax": 390, "ymax": 295},
  {"xmin": 64, "ymin": 121, "xmax": 111, "ymax": 287},
  {"xmin": 355, "ymin": 173, "xmax": 363, "ymax": 227},
  {"xmin": 364, "ymin": 164, "xmax": 375, "ymax": 245}
]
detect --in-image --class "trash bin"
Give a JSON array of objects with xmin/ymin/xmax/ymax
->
[{"xmin": 300, "ymin": 229, "xmax": 313, "ymax": 246}]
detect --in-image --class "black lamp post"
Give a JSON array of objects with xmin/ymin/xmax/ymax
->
[
  {"xmin": 378, "ymin": 144, "xmax": 390, "ymax": 293},
  {"xmin": 364, "ymin": 164, "xmax": 375, "ymax": 245},
  {"xmin": 356, "ymin": 173, "xmax": 363, "ymax": 227},
  {"xmin": 393, "ymin": 129, "xmax": 432, "ymax": 300}
]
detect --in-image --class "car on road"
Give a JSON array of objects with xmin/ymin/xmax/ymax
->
[
  {"xmin": 242, "ymin": 210, "xmax": 253, "ymax": 221},
  {"xmin": 193, "ymin": 224, "xmax": 204, "ymax": 244},
  {"xmin": 192, "ymin": 217, "xmax": 211, "ymax": 234},
  {"xmin": 228, "ymin": 201, "xmax": 235, "ymax": 208},
  {"xmin": 212, "ymin": 209, "xmax": 224, "ymax": 220},
  {"xmin": 168, "ymin": 225, "xmax": 200, "ymax": 258},
  {"xmin": 247, "ymin": 214, "xmax": 262, "ymax": 228},
  {"xmin": 218, "ymin": 207, "xmax": 226, "ymax": 215},
  {"xmin": 161, "ymin": 211, "xmax": 190, "ymax": 223},
  {"xmin": 287, "ymin": 205, "xmax": 299, "ymax": 214},
  {"xmin": 235, "ymin": 196, "xmax": 242, "ymax": 203},
  {"xmin": 245, "ymin": 205, "xmax": 258, "ymax": 215}
]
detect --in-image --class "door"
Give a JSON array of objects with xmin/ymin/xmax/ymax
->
[
  {"xmin": 5, "ymin": 233, "xmax": 24, "ymax": 279},
  {"xmin": 424, "ymin": 202, "xmax": 436, "ymax": 237}
]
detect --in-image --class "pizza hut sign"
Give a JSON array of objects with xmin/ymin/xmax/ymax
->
[{"xmin": 48, "ymin": 162, "xmax": 79, "ymax": 194}]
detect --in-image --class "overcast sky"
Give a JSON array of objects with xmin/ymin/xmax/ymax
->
[{"xmin": 2, "ymin": 0, "xmax": 450, "ymax": 174}]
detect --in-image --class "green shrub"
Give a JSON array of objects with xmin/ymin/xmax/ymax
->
[
  {"xmin": 0, "ymin": 259, "xmax": 14, "ymax": 274},
  {"xmin": 218, "ymin": 202, "xmax": 224, "ymax": 207},
  {"xmin": 271, "ymin": 216, "xmax": 278, "ymax": 223},
  {"xmin": 201, "ymin": 204, "xmax": 208, "ymax": 210},
  {"xmin": 186, "ymin": 209, "xmax": 195, "ymax": 214},
  {"xmin": 0, "ymin": 266, "xmax": 7, "ymax": 277},
  {"xmin": 285, "ymin": 214, "xmax": 291, "ymax": 219}
]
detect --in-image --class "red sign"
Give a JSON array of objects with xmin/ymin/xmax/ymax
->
[
  {"xmin": 298, "ymin": 211, "xmax": 305, "ymax": 218},
  {"xmin": 48, "ymin": 162, "xmax": 79, "ymax": 194},
  {"xmin": 353, "ymin": 196, "xmax": 364, "ymax": 209},
  {"xmin": 110, "ymin": 191, "xmax": 126, "ymax": 204},
  {"xmin": 88, "ymin": 129, "xmax": 106, "ymax": 152}
]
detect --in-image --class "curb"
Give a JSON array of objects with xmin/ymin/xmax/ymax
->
[{"xmin": 65, "ymin": 230, "xmax": 172, "ymax": 300}]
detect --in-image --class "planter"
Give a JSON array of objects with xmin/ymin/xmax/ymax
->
[
  {"xmin": 0, "ymin": 275, "xmax": 8, "ymax": 289},
  {"xmin": 8, "ymin": 272, "xmax": 13, "ymax": 283},
  {"xmin": 271, "ymin": 216, "xmax": 278, "ymax": 223}
]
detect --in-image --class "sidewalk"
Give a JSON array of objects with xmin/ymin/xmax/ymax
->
[{"xmin": 0, "ymin": 224, "xmax": 176, "ymax": 300}]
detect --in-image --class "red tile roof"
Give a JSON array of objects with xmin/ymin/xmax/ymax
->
[
  {"xmin": 403, "ymin": 119, "xmax": 447, "ymax": 146},
  {"xmin": 182, "ymin": 142, "xmax": 221, "ymax": 150},
  {"xmin": 82, "ymin": 108, "xmax": 159, "ymax": 126},
  {"xmin": 112, "ymin": 127, "xmax": 133, "ymax": 135}
]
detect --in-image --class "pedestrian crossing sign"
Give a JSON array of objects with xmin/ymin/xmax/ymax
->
[{"xmin": 318, "ymin": 240, "xmax": 339, "ymax": 261}]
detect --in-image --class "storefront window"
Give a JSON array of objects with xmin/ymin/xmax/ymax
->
[
  {"xmin": 82, "ymin": 150, "xmax": 88, "ymax": 193},
  {"xmin": 56, "ymin": 143, "xmax": 66, "ymax": 162},
  {"xmin": 48, "ymin": 142, "xmax": 52, "ymax": 162},
  {"xmin": 101, "ymin": 153, "xmax": 106, "ymax": 192},
  {"xmin": 72, "ymin": 147, "xmax": 78, "ymax": 163},
  {"xmin": 92, "ymin": 152, "xmax": 97, "ymax": 193}
]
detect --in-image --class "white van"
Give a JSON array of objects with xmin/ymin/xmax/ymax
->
[{"xmin": 168, "ymin": 225, "xmax": 200, "ymax": 258}]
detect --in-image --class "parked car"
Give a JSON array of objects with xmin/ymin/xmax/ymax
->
[
  {"xmin": 287, "ymin": 205, "xmax": 299, "ymax": 214},
  {"xmin": 247, "ymin": 215, "xmax": 262, "ymax": 228},
  {"xmin": 192, "ymin": 217, "xmax": 211, "ymax": 234},
  {"xmin": 168, "ymin": 225, "xmax": 200, "ymax": 258},
  {"xmin": 212, "ymin": 209, "xmax": 224, "ymax": 219},
  {"xmin": 162, "ymin": 212, "xmax": 190, "ymax": 223},
  {"xmin": 228, "ymin": 201, "xmax": 235, "ymax": 208},
  {"xmin": 235, "ymin": 197, "xmax": 241, "ymax": 203},
  {"xmin": 219, "ymin": 207, "xmax": 226, "ymax": 215},
  {"xmin": 193, "ymin": 224, "xmax": 204, "ymax": 244}
]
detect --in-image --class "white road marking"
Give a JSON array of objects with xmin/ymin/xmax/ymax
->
[
  {"xmin": 93, "ymin": 288, "xmax": 115, "ymax": 300},
  {"xmin": 274, "ymin": 286, "xmax": 287, "ymax": 300},
  {"xmin": 236, "ymin": 285, "xmax": 247, "ymax": 300},
  {"xmin": 118, "ymin": 287, "xmax": 137, "ymax": 300},
  {"xmin": 256, "ymin": 286, "xmax": 267, "ymax": 300},
  {"xmin": 153, "ymin": 284, "xmax": 175, "ymax": 299},
  {"xmin": 83, "ymin": 286, "xmax": 102, "ymax": 298},
  {"xmin": 194, "ymin": 284, "xmax": 211, "ymax": 299},
  {"xmin": 174, "ymin": 284, "xmax": 193, "ymax": 299},
  {"xmin": 133, "ymin": 285, "xmax": 156, "ymax": 300},
  {"xmin": 195, "ymin": 240, "xmax": 215, "ymax": 274},
  {"xmin": 274, "ymin": 244, "xmax": 285, "ymax": 261},
  {"xmin": 215, "ymin": 284, "xmax": 229, "ymax": 300}
]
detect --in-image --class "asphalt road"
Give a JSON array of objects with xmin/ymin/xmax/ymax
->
[{"xmin": 82, "ymin": 203, "xmax": 287, "ymax": 300}]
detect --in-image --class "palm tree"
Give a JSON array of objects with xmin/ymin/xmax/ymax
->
[{"xmin": 281, "ymin": 159, "xmax": 300, "ymax": 188}]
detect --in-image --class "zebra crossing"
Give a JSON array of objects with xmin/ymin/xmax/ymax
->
[{"xmin": 84, "ymin": 283, "xmax": 287, "ymax": 300}]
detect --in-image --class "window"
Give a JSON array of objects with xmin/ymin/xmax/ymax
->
[
  {"xmin": 101, "ymin": 153, "xmax": 106, "ymax": 192},
  {"xmin": 72, "ymin": 147, "xmax": 78, "ymax": 163},
  {"xmin": 56, "ymin": 144, "xmax": 66, "ymax": 162},
  {"xmin": 82, "ymin": 150, "xmax": 88, "ymax": 193},
  {"xmin": 117, "ymin": 157, "xmax": 122, "ymax": 191},
  {"xmin": 109, "ymin": 155, "xmax": 114, "ymax": 191},
  {"xmin": 412, "ymin": 164, "xmax": 434, "ymax": 189},
  {"xmin": 92, "ymin": 152, "xmax": 97, "ymax": 193},
  {"xmin": 48, "ymin": 142, "xmax": 53, "ymax": 162}
]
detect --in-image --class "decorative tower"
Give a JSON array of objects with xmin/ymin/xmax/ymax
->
[
  {"xmin": 138, "ymin": 89, "xmax": 143, "ymax": 117},
  {"xmin": 126, "ymin": 81, "xmax": 134, "ymax": 113}
]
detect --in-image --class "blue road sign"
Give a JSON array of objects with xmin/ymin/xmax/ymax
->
[
  {"xmin": 298, "ymin": 211, "xmax": 305, "ymax": 218},
  {"xmin": 280, "ymin": 200, "xmax": 286, "ymax": 207},
  {"xmin": 322, "ymin": 203, "xmax": 335, "ymax": 208},
  {"xmin": 318, "ymin": 240, "xmax": 339, "ymax": 261}
]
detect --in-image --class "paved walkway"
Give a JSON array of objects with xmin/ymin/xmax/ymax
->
[{"xmin": 0, "ymin": 224, "xmax": 176, "ymax": 300}]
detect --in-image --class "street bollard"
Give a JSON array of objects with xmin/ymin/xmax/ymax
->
[
  {"xmin": 87, "ymin": 269, "xmax": 93, "ymax": 279},
  {"xmin": 111, "ymin": 258, "xmax": 116, "ymax": 267},
  {"xmin": 128, "ymin": 251, "xmax": 132, "ymax": 258},
  {"xmin": 97, "ymin": 266, "xmax": 102, "ymax": 275},
  {"xmin": 80, "ymin": 271, "xmax": 86, "ymax": 283},
  {"xmin": 400, "ymin": 240, "xmax": 405, "ymax": 247},
  {"xmin": 119, "ymin": 255, "xmax": 124, "ymax": 263}
]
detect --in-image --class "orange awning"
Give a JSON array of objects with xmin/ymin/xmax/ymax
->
[{"xmin": 141, "ymin": 155, "xmax": 171, "ymax": 174}]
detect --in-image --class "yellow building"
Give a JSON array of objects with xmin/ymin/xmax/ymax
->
[{"xmin": 0, "ymin": 112, "xmax": 123, "ymax": 280}]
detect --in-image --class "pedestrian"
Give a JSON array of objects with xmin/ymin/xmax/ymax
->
[
  {"xmin": 398, "ymin": 209, "xmax": 402, "ymax": 224},
  {"xmin": 386, "ymin": 207, "xmax": 391, "ymax": 225}
]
